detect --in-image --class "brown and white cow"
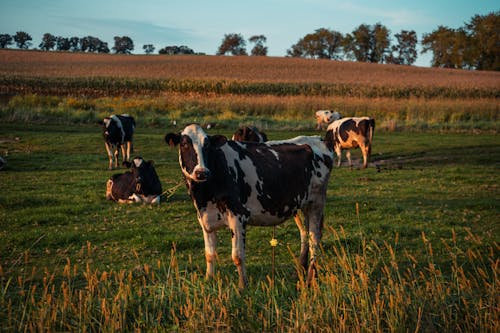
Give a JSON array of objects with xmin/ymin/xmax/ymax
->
[
  {"xmin": 100, "ymin": 114, "xmax": 135, "ymax": 169},
  {"xmin": 165, "ymin": 124, "xmax": 333, "ymax": 289},
  {"xmin": 315, "ymin": 110, "xmax": 341, "ymax": 130},
  {"xmin": 106, "ymin": 157, "xmax": 162, "ymax": 204},
  {"xmin": 231, "ymin": 126, "xmax": 268, "ymax": 142},
  {"xmin": 325, "ymin": 117, "xmax": 375, "ymax": 169}
]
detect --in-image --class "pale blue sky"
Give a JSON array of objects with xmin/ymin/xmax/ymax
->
[{"xmin": 0, "ymin": 0, "xmax": 498, "ymax": 66}]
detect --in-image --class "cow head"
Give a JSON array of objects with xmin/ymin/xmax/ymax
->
[
  {"xmin": 232, "ymin": 126, "xmax": 267, "ymax": 142},
  {"xmin": 99, "ymin": 116, "xmax": 117, "ymax": 143},
  {"xmin": 165, "ymin": 124, "xmax": 227, "ymax": 183},
  {"xmin": 125, "ymin": 157, "xmax": 162, "ymax": 195}
]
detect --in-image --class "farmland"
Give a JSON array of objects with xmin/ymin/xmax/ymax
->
[{"xmin": 0, "ymin": 50, "xmax": 499, "ymax": 331}]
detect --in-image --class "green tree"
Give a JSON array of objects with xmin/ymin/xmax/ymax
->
[
  {"xmin": 422, "ymin": 26, "xmax": 462, "ymax": 68},
  {"xmin": 39, "ymin": 33, "xmax": 56, "ymax": 51},
  {"xmin": 143, "ymin": 44, "xmax": 155, "ymax": 54},
  {"xmin": 288, "ymin": 28, "xmax": 343, "ymax": 59},
  {"xmin": 56, "ymin": 37, "xmax": 71, "ymax": 51},
  {"xmin": 69, "ymin": 37, "xmax": 80, "ymax": 52},
  {"xmin": 158, "ymin": 45, "xmax": 194, "ymax": 55},
  {"xmin": 0, "ymin": 34, "xmax": 13, "ymax": 48},
  {"xmin": 249, "ymin": 35, "xmax": 267, "ymax": 56},
  {"xmin": 217, "ymin": 33, "xmax": 247, "ymax": 55},
  {"xmin": 344, "ymin": 23, "xmax": 390, "ymax": 63},
  {"xmin": 387, "ymin": 30, "xmax": 417, "ymax": 65},
  {"xmin": 464, "ymin": 11, "xmax": 500, "ymax": 70},
  {"xmin": 112, "ymin": 36, "xmax": 134, "ymax": 54},
  {"xmin": 13, "ymin": 31, "xmax": 32, "ymax": 49}
]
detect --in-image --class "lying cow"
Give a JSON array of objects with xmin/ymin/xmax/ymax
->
[
  {"xmin": 231, "ymin": 126, "xmax": 268, "ymax": 142},
  {"xmin": 315, "ymin": 110, "xmax": 341, "ymax": 130},
  {"xmin": 106, "ymin": 157, "xmax": 162, "ymax": 204},
  {"xmin": 165, "ymin": 124, "xmax": 333, "ymax": 289},
  {"xmin": 325, "ymin": 117, "xmax": 375, "ymax": 169},
  {"xmin": 100, "ymin": 114, "xmax": 136, "ymax": 169}
]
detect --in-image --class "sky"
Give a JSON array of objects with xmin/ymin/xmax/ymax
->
[{"xmin": 0, "ymin": 0, "xmax": 498, "ymax": 67}]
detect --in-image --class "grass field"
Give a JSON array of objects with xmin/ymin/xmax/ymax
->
[
  {"xmin": 0, "ymin": 49, "xmax": 498, "ymax": 331},
  {"xmin": 0, "ymin": 123, "xmax": 498, "ymax": 332}
]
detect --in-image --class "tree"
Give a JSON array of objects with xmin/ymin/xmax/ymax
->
[
  {"xmin": 0, "ymin": 34, "xmax": 13, "ymax": 48},
  {"xmin": 464, "ymin": 11, "xmax": 500, "ymax": 70},
  {"xmin": 249, "ymin": 35, "xmax": 267, "ymax": 56},
  {"xmin": 56, "ymin": 37, "xmax": 71, "ymax": 51},
  {"xmin": 69, "ymin": 37, "xmax": 80, "ymax": 52},
  {"xmin": 13, "ymin": 31, "xmax": 32, "ymax": 49},
  {"xmin": 344, "ymin": 23, "xmax": 390, "ymax": 63},
  {"xmin": 39, "ymin": 33, "xmax": 56, "ymax": 51},
  {"xmin": 158, "ymin": 45, "xmax": 194, "ymax": 55},
  {"xmin": 143, "ymin": 44, "xmax": 155, "ymax": 54},
  {"xmin": 421, "ymin": 26, "xmax": 463, "ymax": 68},
  {"xmin": 387, "ymin": 30, "xmax": 417, "ymax": 65},
  {"xmin": 287, "ymin": 28, "xmax": 343, "ymax": 59},
  {"xmin": 217, "ymin": 33, "xmax": 247, "ymax": 56},
  {"xmin": 112, "ymin": 36, "xmax": 134, "ymax": 54}
]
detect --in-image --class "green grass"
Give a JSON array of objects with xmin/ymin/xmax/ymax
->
[{"xmin": 0, "ymin": 123, "xmax": 498, "ymax": 332}]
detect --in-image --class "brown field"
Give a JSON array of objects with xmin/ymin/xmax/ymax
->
[{"xmin": 1, "ymin": 49, "xmax": 499, "ymax": 89}]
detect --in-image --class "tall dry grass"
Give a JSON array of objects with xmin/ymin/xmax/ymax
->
[{"xmin": 1, "ymin": 229, "xmax": 497, "ymax": 332}]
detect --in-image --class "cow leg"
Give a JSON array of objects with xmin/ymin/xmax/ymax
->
[
  {"xmin": 120, "ymin": 144, "xmax": 127, "ymax": 165},
  {"xmin": 124, "ymin": 141, "xmax": 132, "ymax": 163},
  {"xmin": 104, "ymin": 142, "xmax": 114, "ymax": 170},
  {"xmin": 294, "ymin": 213, "xmax": 309, "ymax": 271},
  {"xmin": 202, "ymin": 230, "xmax": 218, "ymax": 280},
  {"xmin": 361, "ymin": 144, "xmax": 370, "ymax": 169},
  {"xmin": 228, "ymin": 214, "xmax": 248, "ymax": 289},
  {"xmin": 335, "ymin": 146, "xmax": 342, "ymax": 167},
  {"xmin": 346, "ymin": 150, "xmax": 352, "ymax": 168},
  {"xmin": 303, "ymin": 205, "xmax": 324, "ymax": 285}
]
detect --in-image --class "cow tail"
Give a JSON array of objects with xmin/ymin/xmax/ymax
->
[{"xmin": 368, "ymin": 119, "xmax": 375, "ymax": 155}]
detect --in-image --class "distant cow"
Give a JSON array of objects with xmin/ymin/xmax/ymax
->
[
  {"xmin": 165, "ymin": 124, "xmax": 333, "ymax": 289},
  {"xmin": 315, "ymin": 110, "xmax": 341, "ymax": 130},
  {"xmin": 231, "ymin": 126, "xmax": 268, "ymax": 142},
  {"xmin": 325, "ymin": 117, "xmax": 375, "ymax": 169},
  {"xmin": 100, "ymin": 114, "xmax": 136, "ymax": 169},
  {"xmin": 106, "ymin": 157, "xmax": 162, "ymax": 204}
]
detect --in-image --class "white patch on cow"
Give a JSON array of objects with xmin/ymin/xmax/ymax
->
[
  {"xmin": 133, "ymin": 157, "xmax": 144, "ymax": 168},
  {"xmin": 181, "ymin": 124, "xmax": 210, "ymax": 180}
]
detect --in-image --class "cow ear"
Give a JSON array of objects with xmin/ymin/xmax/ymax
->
[
  {"xmin": 122, "ymin": 161, "xmax": 132, "ymax": 168},
  {"xmin": 209, "ymin": 135, "xmax": 227, "ymax": 147},
  {"xmin": 165, "ymin": 133, "xmax": 181, "ymax": 147}
]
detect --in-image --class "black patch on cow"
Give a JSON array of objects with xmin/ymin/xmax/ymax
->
[
  {"xmin": 102, "ymin": 115, "xmax": 135, "ymax": 145},
  {"xmin": 229, "ymin": 141, "xmax": 316, "ymax": 219},
  {"xmin": 339, "ymin": 119, "xmax": 357, "ymax": 142},
  {"xmin": 132, "ymin": 159, "xmax": 162, "ymax": 196}
]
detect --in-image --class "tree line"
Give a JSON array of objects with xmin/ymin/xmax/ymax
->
[{"xmin": 0, "ymin": 11, "xmax": 497, "ymax": 70}]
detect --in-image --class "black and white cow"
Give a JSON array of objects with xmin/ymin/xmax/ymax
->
[
  {"xmin": 325, "ymin": 117, "xmax": 375, "ymax": 169},
  {"xmin": 165, "ymin": 124, "xmax": 333, "ymax": 289},
  {"xmin": 106, "ymin": 157, "xmax": 162, "ymax": 204},
  {"xmin": 231, "ymin": 126, "xmax": 268, "ymax": 142},
  {"xmin": 100, "ymin": 114, "xmax": 136, "ymax": 170},
  {"xmin": 315, "ymin": 110, "xmax": 341, "ymax": 130}
]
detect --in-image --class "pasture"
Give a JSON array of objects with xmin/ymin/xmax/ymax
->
[
  {"xmin": 0, "ymin": 49, "xmax": 498, "ymax": 331},
  {"xmin": 0, "ymin": 122, "xmax": 498, "ymax": 332}
]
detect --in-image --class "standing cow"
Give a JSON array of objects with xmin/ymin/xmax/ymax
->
[
  {"xmin": 165, "ymin": 124, "xmax": 333, "ymax": 289},
  {"xmin": 315, "ymin": 110, "xmax": 341, "ymax": 130},
  {"xmin": 231, "ymin": 126, "xmax": 268, "ymax": 142},
  {"xmin": 100, "ymin": 114, "xmax": 135, "ymax": 169},
  {"xmin": 325, "ymin": 117, "xmax": 375, "ymax": 169},
  {"xmin": 106, "ymin": 157, "xmax": 162, "ymax": 204}
]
